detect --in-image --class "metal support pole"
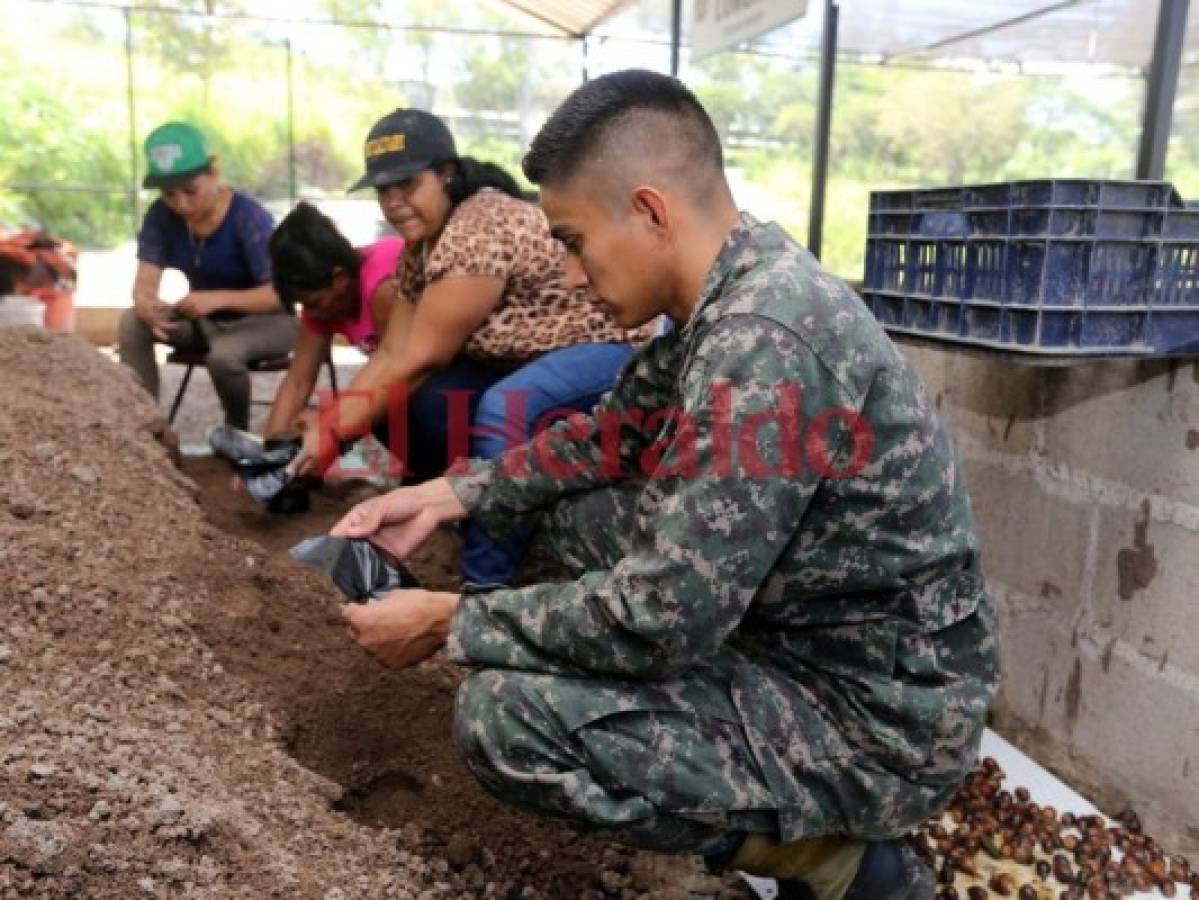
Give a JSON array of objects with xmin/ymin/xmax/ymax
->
[
  {"xmin": 286, "ymin": 37, "xmax": 297, "ymax": 204},
  {"xmin": 670, "ymin": 0, "xmax": 682, "ymax": 77},
  {"xmin": 580, "ymin": 36, "xmax": 588, "ymax": 84},
  {"xmin": 808, "ymin": 0, "xmax": 838, "ymax": 259},
  {"xmin": 124, "ymin": 8, "xmax": 140, "ymax": 236},
  {"xmin": 1136, "ymin": 0, "xmax": 1190, "ymax": 180}
]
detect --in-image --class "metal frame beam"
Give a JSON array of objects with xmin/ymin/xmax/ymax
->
[
  {"xmin": 888, "ymin": 0, "xmax": 1083, "ymax": 61},
  {"xmin": 285, "ymin": 38, "xmax": 297, "ymax": 206},
  {"xmin": 1137, "ymin": 0, "xmax": 1191, "ymax": 180},
  {"xmin": 124, "ymin": 7, "xmax": 139, "ymax": 237},
  {"xmin": 808, "ymin": 0, "xmax": 838, "ymax": 260},
  {"xmin": 29, "ymin": 0, "xmax": 574, "ymax": 42},
  {"xmin": 670, "ymin": 0, "xmax": 682, "ymax": 76}
]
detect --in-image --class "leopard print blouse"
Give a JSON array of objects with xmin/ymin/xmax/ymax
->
[{"xmin": 396, "ymin": 188, "xmax": 654, "ymax": 366}]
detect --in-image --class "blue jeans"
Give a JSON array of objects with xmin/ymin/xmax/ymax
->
[{"xmin": 397, "ymin": 342, "xmax": 635, "ymax": 585}]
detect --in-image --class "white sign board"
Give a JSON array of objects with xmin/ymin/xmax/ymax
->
[{"xmin": 690, "ymin": 0, "xmax": 810, "ymax": 62}]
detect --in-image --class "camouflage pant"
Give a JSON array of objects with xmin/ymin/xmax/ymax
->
[{"xmin": 453, "ymin": 482, "xmax": 961, "ymax": 857}]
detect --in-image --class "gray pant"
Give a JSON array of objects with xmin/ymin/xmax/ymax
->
[{"xmin": 118, "ymin": 308, "xmax": 297, "ymax": 429}]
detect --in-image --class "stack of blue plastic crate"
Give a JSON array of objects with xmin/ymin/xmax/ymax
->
[{"xmin": 861, "ymin": 179, "xmax": 1199, "ymax": 356}]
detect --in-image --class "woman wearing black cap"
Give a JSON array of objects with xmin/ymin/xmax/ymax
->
[{"xmin": 292, "ymin": 108, "xmax": 652, "ymax": 587}]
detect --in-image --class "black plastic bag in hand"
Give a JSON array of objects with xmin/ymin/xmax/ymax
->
[
  {"xmin": 232, "ymin": 436, "xmax": 311, "ymax": 515},
  {"xmin": 290, "ymin": 535, "xmax": 420, "ymax": 603}
]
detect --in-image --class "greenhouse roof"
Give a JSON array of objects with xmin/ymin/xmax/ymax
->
[
  {"xmin": 748, "ymin": 0, "xmax": 1196, "ymax": 71},
  {"xmin": 511, "ymin": 0, "xmax": 1194, "ymax": 72}
]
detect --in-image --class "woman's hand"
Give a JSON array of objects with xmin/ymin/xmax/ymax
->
[
  {"xmin": 290, "ymin": 414, "xmax": 325, "ymax": 478},
  {"xmin": 136, "ymin": 299, "xmax": 176, "ymax": 341},
  {"xmin": 330, "ymin": 477, "xmax": 468, "ymax": 561},
  {"xmin": 176, "ymin": 292, "xmax": 220, "ymax": 319},
  {"xmin": 341, "ymin": 590, "xmax": 460, "ymax": 669}
]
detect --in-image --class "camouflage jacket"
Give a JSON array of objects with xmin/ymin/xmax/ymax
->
[{"xmin": 446, "ymin": 213, "xmax": 998, "ymax": 787}]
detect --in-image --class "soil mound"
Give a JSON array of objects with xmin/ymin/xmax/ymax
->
[{"xmin": 0, "ymin": 328, "xmax": 737, "ymax": 900}]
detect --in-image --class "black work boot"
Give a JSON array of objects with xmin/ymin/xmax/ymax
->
[{"xmin": 777, "ymin": 839, "xmax": 934, "ymax": 900}]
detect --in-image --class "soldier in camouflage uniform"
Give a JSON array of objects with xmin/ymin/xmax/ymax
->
[{"xmin": 334, "ymin": 70, "xmax": 998, "ymax": 900}]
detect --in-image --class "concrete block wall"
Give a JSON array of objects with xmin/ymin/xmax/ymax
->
[{"xmin": 897, "ymin": 341, "xmax": 1199, "ymax": 858}]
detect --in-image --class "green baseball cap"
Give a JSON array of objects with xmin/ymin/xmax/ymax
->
[{"xmin": 142, "ymin": 122, "xmax": 213, "ymax": 188}]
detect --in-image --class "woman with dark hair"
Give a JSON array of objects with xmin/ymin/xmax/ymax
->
[
  {"xmin": 294, "ymin": 108, "xmax": 653, "ymax": 587},
  {"xmin": 260, "ymin": 202, "xmax": 403, "ymax": 438},
  {"xmin": 117, "ymin": 122, "xmax": 297, "ymax": 431}
]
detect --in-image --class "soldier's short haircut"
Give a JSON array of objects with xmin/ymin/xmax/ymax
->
[{"xmin": 522, "ymin": 69, "xmax": 724, "ymax": 198}]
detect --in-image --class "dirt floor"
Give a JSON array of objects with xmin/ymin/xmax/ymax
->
[{"xmin": 0, "ymin": 328, "xmax": 746, "ymax": 899}]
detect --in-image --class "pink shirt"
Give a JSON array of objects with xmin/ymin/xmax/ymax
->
[{"xmin": 300, "ymin": 237, "xmax": 404, "ymax": 354}]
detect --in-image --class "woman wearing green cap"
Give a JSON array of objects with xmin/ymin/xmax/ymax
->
[
  {"xmin": 117, "ymin": 121, "xmax": 297, "ymax": 431},
  {"xmin": 291, "ymin": 108, "xmax": 653, "ymax": 586}
]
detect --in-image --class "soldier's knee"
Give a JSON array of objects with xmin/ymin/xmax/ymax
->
[{"xmin": 452, "ymin": 669, "xmax": 508, "ymax": 771}]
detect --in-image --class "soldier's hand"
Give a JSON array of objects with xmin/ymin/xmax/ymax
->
[
  {"xmin": 331, "ymin": 477, "xmax": 467, "ymax": 561},
  {"xmin": 341, "ymin": 590, "xmax": 459, "ymax": 669}
]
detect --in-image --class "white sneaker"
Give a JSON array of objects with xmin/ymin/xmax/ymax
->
[{"xmin": 207, "ymin": 425, "xmax": 263, "ymax": 462}]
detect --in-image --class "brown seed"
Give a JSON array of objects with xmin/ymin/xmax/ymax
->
[
  {"xmin": 953, "ymin": 853, "xmax": 979, "ymax": 878},
  {"xmin": 1053, "ymin": 854, "xmax": 1075, "ymax": 883},
  {"xmin": 1118, "ymin": 808, "xmax": 1142, "ymax": 833},
  {"xmin": 989, "ymin": 873, "xmax": 1016, "ymax": 896},
  {"xmin": 1013, "ymin": 845, "xmax": 1036, "ymax": 866}
]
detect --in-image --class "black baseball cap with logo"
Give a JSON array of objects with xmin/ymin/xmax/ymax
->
[{"xmin": 348, "ymin": 109, "xmax": 458, "ymax": 193}]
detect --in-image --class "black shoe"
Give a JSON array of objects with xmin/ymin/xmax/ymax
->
[
  {"xmin": 776, "ymin": 880, "xmax": 815, "ymax": 900},
  {"xmin": 777, "ymin": 840, "xmax": 933, "ymax": 900}
]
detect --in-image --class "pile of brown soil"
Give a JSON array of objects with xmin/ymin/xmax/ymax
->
[{"xmin": 0, "ymin": 328, "xmax": 742, "ymax": 900}]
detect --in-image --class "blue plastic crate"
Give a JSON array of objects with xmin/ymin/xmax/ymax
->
[{"xmin": 862, "ymin": 178, "xmax": 1199, "ymax": 356}]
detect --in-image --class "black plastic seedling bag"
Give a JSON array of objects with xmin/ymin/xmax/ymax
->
[
  {"xmin": 290, "ymin": 535, "xmax": 419, "ymax": 603},
  {"xmin": 231, "ymin": 436, "xmax": 311, "ymax": 515}
]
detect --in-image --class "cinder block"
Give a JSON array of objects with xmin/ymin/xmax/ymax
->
[
  {"xmin": 1091, "ymin": 505, "xmax": 1199, "ymax": 679},
  {"xmin": 1065, "ymin": 640, "xmax": 1199, "ymax": 844},
  {"xmin": 964, "ymin": 462, "xmax": 1094, "ymax": 607},
  {"xmin": 75, "ymin": 306, "xmax": 122, "ymax": 347},
  {"xmin": 896, "ymin": 341, "xmax": 1042, "ymax": 455},
  {"xmin": 991, "ymin": 589, "xmax": 1081, "ymax": 734},
  {"xmin": 1036, "ymin": 358, "xmax": 1199, "ymax": 508},
  {"xmin": 994, "ymin": 617, "xmax": 1199, "ymax": 857}
]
